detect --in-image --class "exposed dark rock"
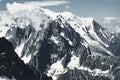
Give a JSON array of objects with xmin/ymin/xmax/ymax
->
[{"xmin": 0, "ymin": 37, "xmax": 41, "ymax": 80}]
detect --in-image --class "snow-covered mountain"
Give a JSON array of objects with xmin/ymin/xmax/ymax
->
[
  {"xmin": 0, "ymin": 2, "xmax": 120, "ymax": 80},
  {"xmin": 54, "ymin": 12, "xmax": 113, "ymax": 56}
]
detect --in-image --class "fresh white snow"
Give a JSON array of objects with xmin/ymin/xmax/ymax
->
[
  {"xmin": 67, "ymin": 54, "xmax": 80, "ymax": 69},
  {"xmin": 15, "ymin": 43, "xmax": 25, "ymax": 57},
  {"xmin": 21, "ymin": 54, "xmax": 31, "ymax": 64}
]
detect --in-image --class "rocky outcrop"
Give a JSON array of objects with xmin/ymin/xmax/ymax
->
[{"xmin": 0, "ymin": 37, "xmax": 41, "ymax": 80}]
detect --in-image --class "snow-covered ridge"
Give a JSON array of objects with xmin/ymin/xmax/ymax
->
[{"xmin": 56, "ymin": 11, "xmax": 113, "ymax": 56}]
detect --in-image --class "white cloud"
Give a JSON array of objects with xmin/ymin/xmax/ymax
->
[
  {"xmin": 104, "ymin": 17, "xmax": 120, "ymax": 20},
  {"xmin": 6, "ymin": 1, "xmax": 69, "ymax": 14},
  {"xmin": 103, "ymin": 17, "xmax": 120, "ymax": 32},
  {"xmin": 103, "ymin": 17, "xmax": 120, "ymax": 24}
]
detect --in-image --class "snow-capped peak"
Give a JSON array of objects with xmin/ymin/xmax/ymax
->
[
  {"xmin": 1, "ymin": 2, "xmax": 113, "ymax": 57},
  {"xmin": 52, "ymin": 12, "xmax": 113, "ymax": 56},
  {"xmin": 5, "ymin": 3, "xmax": 51, "ymax": 31}
]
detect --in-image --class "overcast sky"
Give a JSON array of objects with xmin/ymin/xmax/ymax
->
[{"xmin": 0, "ymin": 0, "xmax": 120, "ymax": 23}]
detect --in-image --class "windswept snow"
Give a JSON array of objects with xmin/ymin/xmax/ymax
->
[{"xmin": 15, "ymin": 43, "xmax": 25, "ymax": 57}]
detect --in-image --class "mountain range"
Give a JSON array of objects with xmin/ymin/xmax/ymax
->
[{"xmin": 0, "ymin": 4, "xmax": 120, "ymax": 80}]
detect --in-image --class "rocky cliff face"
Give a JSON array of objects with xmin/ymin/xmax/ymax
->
[{"xmin": 59, "ymin": 48, "xmax": 120, "ymax": 80}]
